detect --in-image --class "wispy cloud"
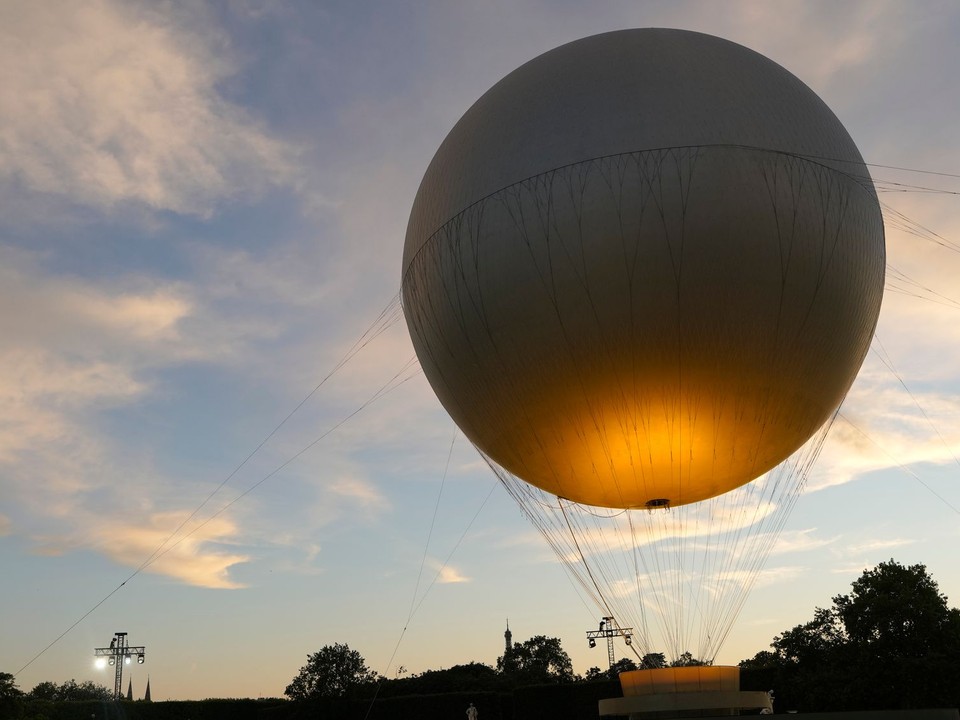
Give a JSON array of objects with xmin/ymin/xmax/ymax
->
[
  {"xmin": 808, "ymin": 371, "xmax": 960, "ymax": 494},
  {"xmin": 846, "ymin": 537, "xmax": 915, "ymax": 555},
  {"xmin": 0, "ymin": 0, "xmax": 299, "ymax": 217},
  {"xmin": 30, "ymin": 511, "xmax": 249, "ymax": 588},
  {"xmin": 0, "ymin": 246, "xmax": 254, "ymax": 589},
  {"xmin": 830, "ymin": 560, "xmax": 884, "ymax": 576},
  {"xmin": 720, "ymin": 0, "xmax": 901, "ymax": 90},
  {"xmin": 0, "ymin": 249, "xmax": 195, "ymax": 471},
  {"xmin": 431, "ymin": 561, "xmax": 470, "ymax": 584},
  {"xmin": 717, "ymin": 564, "xmax": 808, "ymax": 590},
  {"xmin": 95, "ymin": 512, "xmax": 249, "ymax": 589},
  {"xmin": 771, "ymin": 529, "xmax": 839, "ymax": 555},
  {"xmin": 329, "ymin": 476, "xmax": 390, "ymax": 510}
]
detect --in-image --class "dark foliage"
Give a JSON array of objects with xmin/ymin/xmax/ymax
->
[
  {"xmin": 28, "ymin": 679, "xmax": 112, "ymax": 702},
  {"xmin": 11, "ymin": 698, "xmax": 288, "ymax": 720},
  {"xmin": 513, "ymin": 680, "xmax": 621, "ymax": 720},
  {"xmin": 497, "ymin": 635, "xmax": 575, "ymax": 686},
  {"xmin": 376, "ymin": 662, "xmax": 504, "ymax": 696},
  {"xmin": 286, "ymin": 690, "xmax": 508, "ymax": 720},
  {"xmin": 584, "ymin": 657, "xmax": 640, "ymax": 681},
  {"xmin": 284, "ymin": 643, "xmax": 377, "ymax": 700},
  {"xmin": 740, "ymin": 559, "xmax": 960, "ymax": 711},
  {"xmin": 669, "ymin": 651, "xmax": 709, "ymax": 667},
  {"xmin": 1, "ymin": 671, "xmax": 25, "ymax": 719}
]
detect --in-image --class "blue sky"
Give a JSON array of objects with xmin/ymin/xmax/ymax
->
[{"xmin": 2, "ymin": 0, "xmax": 960, "ymax": 701}]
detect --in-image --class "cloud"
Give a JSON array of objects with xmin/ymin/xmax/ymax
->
[
  {"xmin": 846, "ymin": 537, "xmax": 915, "ymax": 555},
  {"xmin": 761, "ymin": 564, "xmax": 809, "ymax": 588},
  {"xmin": 289, "ymin": 473, "xmax": 391, "ymax": 531},
  {"xmin": 0, "ymin": 0, "xmax": 298, "ymax": 217},
  {"xmin": 0, "ymin": 513, "xmax": 10, "ymax": 536},
  {"xmin": 431, "ymin": 561, "xmax": 470, "ymax": 584},
  {"xmin": 327, "ymin": 476, "xmax": 390, "ymax": 513},
  {"xmin": 807, "ymin": 372, "xmax": 960, "ymax": 494},
  {"xmin": 0, "ymin": 247, "xmax": 252, "ymax": 589},
  {"xmin": 771, "ymin": 529, "xmax": 839, "ymax": 555},
  {"xmin": 717, "ymin": 564, "xmax": 808, "ymax": 590},
  {"xmin": 0, "ymin": 247, "xmax": 196, "ymax": 359},
  {"xmin": 717, "ymin": 1, "xmax": 901, "ymax": 91},
  {"xmin": 36, "ymin": 511, "xmax": 249, "ymax": 589},
  {"xmin": 830, "ymin": 560, "xmax": 884, "ymax": 576},
  {"xmin": 0, "ymin": 249, "xmax": 198, "ymax": 473}
]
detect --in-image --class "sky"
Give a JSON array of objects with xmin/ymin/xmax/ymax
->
[{"xmin": 2, "ymin": 0, "xmax": 960, "ymax": 702}]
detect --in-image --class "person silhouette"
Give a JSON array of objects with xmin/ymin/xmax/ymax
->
[{"xmin": 466, "ymin": 702, "xmax": 478, "ymax": 720}]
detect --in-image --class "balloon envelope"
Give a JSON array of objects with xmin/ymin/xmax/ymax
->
[{"xmin": 402, "ymin": 29, "xmax": 884, "ymax": 508}]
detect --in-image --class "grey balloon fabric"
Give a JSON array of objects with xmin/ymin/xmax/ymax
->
[{"xmin": 402, "ymin": 28, "xmax": 884, "ymax": 509}]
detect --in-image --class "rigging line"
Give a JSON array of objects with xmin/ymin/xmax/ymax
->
[
  {"xmin": 406, "ymin": 427, "xmax": 458, "ymax": 624},
  {"xmin": 871, "ymin": 179, "xmax": 960, "ymax": 195},
  {"xmin": 835, "ymin": 412, "xmax": 960, "ymax": 515},
  {"xmin": 15, "ymin": 355, "xmax": 418, "ymax": 677},
  {"xmin": 134, "ymin": 293, "xmax": 403, "ymax": 575},
  {"xmin": 357, "ymin": 433, "xmax": 473, "ymax": 720},
  {"xmin": 789, "ymin": 152, "xmax": 960, "ymax": 180},
  {"xmin": 880, "ymin": 201, "xmax": 960, "ymax": 253},
  {"xmin": 144, "ymin": 358, "xmax": 422, "ymax": 570},
  {"xmin": 357, "ymin": 450, "xmax": 493, "ymax": 720},
  {"xmin": 558, "ymin": 498, "xmax": 618, "ymax": 619},
  {"xmin": 884, "ymin": 286, "xmax": 960, "ymax": 309},
  {"xmin": 499, "ymin": 475, "xmax": 635, "ymax": 657},
  {"xmin": 885, "ymin": 265, "xmax": 960, "ymax": 309},
  {"xmin": 545, "ymin": 499, "xmax": 609, "ymax": 613},
  {"xmin": 627, "ymin": 511, "xmax": 664, "ymax": 654},
  {"xmin": 870, "ymin": 338, "xmax": 960, "ymax": 469},
  {"xmin": 710, "ymin": 423, "xmax": 831, "ymax": 657},
  {"xmin": 409, "ymin": 476, "xmax": 499, "ymax": 621},
  {"xmin": 15, "ymin": 583, "xmax": 125, "ymax": 677}
]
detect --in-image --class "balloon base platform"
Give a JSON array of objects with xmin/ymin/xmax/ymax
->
[{"xmin": 599, "ymin": 666, "xmax": 770, "ymax": 718}]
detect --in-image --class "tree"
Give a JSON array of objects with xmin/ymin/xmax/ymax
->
[
  {"xmin": 0, "ymin": 672, "xmax": 24, "ymax": 719},
  {"xmin": 639, "ymin": 653, "xmax": 667, "ymax": 669},
  {"xmin": 832, "ymin": 560, "xmax": 960, "ymax": 710},
  {"xmin": 583, "ymin": 666, "xmax": 606, "ymax": 681},
  {"xmin": 0, "ymin": 673, "xmax": 22, "ymax": 699},
  {"xmin": 608, "ymin": 657, "xmax": 638, "ymax": 677},
  {"xmin": 285, "ymin": 643, "xmax": 378, "ymax": 700},
  {"xmin": 834, "ymin": 559, "xmax": 959, "ymax": 656},
  {"xmin": 58, "ymin": 679, "xmax": 112, "ymax": 701},
  {"xmin": 377, "ymin": 663, "xmax": 502, "ymax": 697},
  {"xmin": 497, "ymin": 635, "xmax": 574, "ymax": 684},
  {"xmin": 583, "ymin": 657, "xmax": 638, "ymax": 682},
  {"xmin": 28, "ymin": 681, "xmax": 59, "ymax": 701},
  {"xmin": 28, "ymin": 679, "xmax": 111, "ymax": 701},
  {"xmin": 670, "ymin": 652, "xmax": 708, "ymax": 667},
  {"xmin": 740, "ymin": 559, "xmax": 960, "ymax": 711}
]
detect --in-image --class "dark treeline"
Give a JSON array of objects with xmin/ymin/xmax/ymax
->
[
  {"xmin": 3, "ymin": 560, "xmax": 958, "ymax": 720},
  {"xmin": 739, "ymin": 559, "xmax": 960, "ymax": 712}
]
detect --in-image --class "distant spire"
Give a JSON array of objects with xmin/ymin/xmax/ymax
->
[
  {"xmin": 504, "ymin": 619, "xmax": 512, "ymax": 653},
  {"xmin": 126, "ymin": 679, "xmax": 133, "ymax": 701},
  {"xmin": 144, "ymin": 676, "xmax": 151, "ymax": 702}
]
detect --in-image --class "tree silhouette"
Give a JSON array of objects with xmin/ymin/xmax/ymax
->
[
  {"xmin": 670, "ymin": 652, "xmax": 708, "ymax": 667},
  {"xmin": 285, "ymin": 643, "xmax": 377, "ymax": 700},
  {"xmin": 584, "ymin": 657, "xmax": 639, "ymax": 681},
  {"xmin": 378, "ymin": 663, "xmax": 502, "ymax": 696},
  {"xmin": 0, "ymin": 672, "xmax": 24, "ymax": 718},
  {"xmin": 0, "ymin": 674, "xmax": 22, "ymax": 699},
  {"xmin": 639, "ymin": 653, "xmax": 667, "ymax": 669},
  {"xmin": 497, "ymin": 635, "xmax": 574, "ymax": 684},
  {"xmin": 28, "ymin": 679, "xmax": 111, "ymax": 701},
  {"xmin": 741, "ymin": 559, "xmax": 960, "ymax": 711}
]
